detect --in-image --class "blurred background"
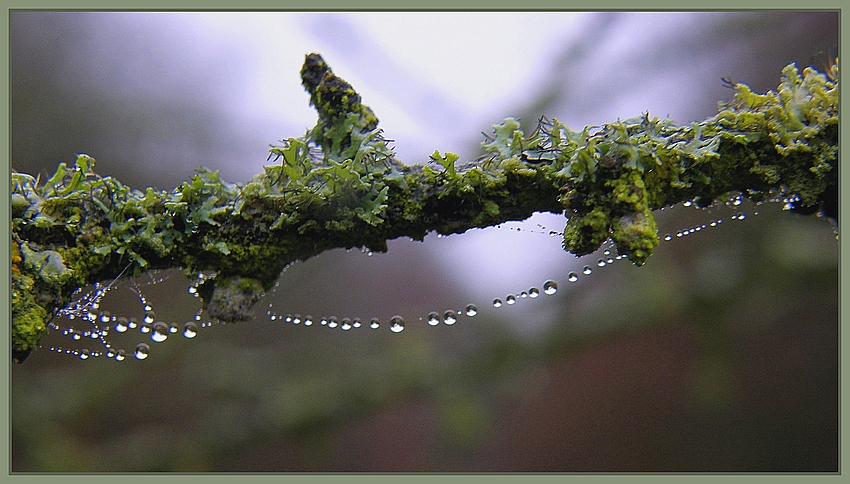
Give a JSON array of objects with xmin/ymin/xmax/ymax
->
[{"xmin": 10, "ymin": 11, "xmax": 838, "ymax": 471}]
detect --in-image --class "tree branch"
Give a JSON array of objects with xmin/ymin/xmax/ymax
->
[{"xmin": 11, "ymin": 54, "xmax": 838, "ymax": 362}]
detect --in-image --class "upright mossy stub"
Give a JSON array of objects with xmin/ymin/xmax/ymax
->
[{"xmin": 10, "ymin": 53, "xmax": 838, "ymax": 361}]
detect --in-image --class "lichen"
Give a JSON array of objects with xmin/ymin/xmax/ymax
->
[{"xmin": 10, "ymin": 54, "xmax": 838, "ymax": 361}]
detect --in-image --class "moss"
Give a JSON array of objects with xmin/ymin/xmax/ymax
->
[
  {"xmin": 204, "ymin": 276, "xmax": 265, "ymax": 322},
  {"xmin": 562, "ymin": 207, "xmax": 611, "ymax": 257},
  {"xmin": 9, "ymin": 55, "xmax": 838, "ymax": 361}
]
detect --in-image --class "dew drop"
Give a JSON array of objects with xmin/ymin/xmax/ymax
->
[
  {"xmin": 543, "ymin": 280, "xmax": 558, "ymax": 295},
  {"xmin": 78, "ymin": 349, "xmax": 90, "ymax": 360},
  {"xmin": 664, "ymin": 234, "xmax": 673, "ymax": 241},
  {"xmin": 568, "ymin": 272, "xmax": 578, "ymax": 283},
  {"xmin": 582, "ymin": 266, "xmax": 592, "ymax": 275},
  {"xmin": 340, "ymin": 318, "xmax": 352, "ymax": 331},
  {"xmin": 389, "ymin": 315, "xmax": 405, "ymax": 333},
  {"xmin": 493, "ymin": 299, "xmax": 503, "ymax": 308},
  {"xmin": 370, "ymin": 317, "xmax": 380, "ymax": 329},
  {"xmin": 528, "ymin": 287, "xmax": 540, "ymax": 298},
  {"xmin": 443, "ymin": 311, "xmax": 457, "ymax": 325},
  {"xmin": 114, "ymin": 349, "xmax": 126, "ymax": 361},
  {"xmin": 597, "ymin": 259, "xmax": 607, "ymax": 267},
  {"xmin": 134, "ymin": 343, "xmax": 150, "ymax": 360},
  {"xmin": 520, "ymin": 291, "xmax": 528, "ymax": 298},
  {"xmin": 183, "ymin": 322, "xmax": 198, "ymax": 338},
  {"xmin": 304, "ymin": 315, "xmax": 314, "ymax": 326},
  {"xmin": 150, "ymin": 322, "xmax": 169, "ymax": 343},
  {"xmin": 143, "ymin": 312, "xmax": 155, "ymax": 324},
  {"xmin": 465, "ymin": 304, "xmax": 478, "ymax": 317},
  {"xmin": 427, "ymin": 312, "xmax": 441, "ymax": 326},
  {"xmin": 352, "ymin": 318, "xmax": 362, "ymax": 328},
  {"xmin": 505, "ymin": 295, "xmax": 517, "ymax": 305},
  {"xmin": 327, "ymin": 317, "xmax": 339, "ymax": 329}
]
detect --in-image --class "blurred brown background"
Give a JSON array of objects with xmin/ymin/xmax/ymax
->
[{"xmin": 10, "ymin": 11, "xmax": 838, "ymax": 472}]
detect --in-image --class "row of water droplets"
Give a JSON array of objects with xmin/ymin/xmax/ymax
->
[
  {"xmin": 46, "ymin": 270, "xmax": 214, "ymax": 361},
  {"xmin": 44, "ymin": 192, "xmax": 771, "ymax": 361}
]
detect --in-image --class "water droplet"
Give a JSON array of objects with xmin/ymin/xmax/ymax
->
[
  {"xmin": 597, "ymin": 259, "xmax": 606, "ymax": 267},
  {"xmin": 443, "ymin": 311, "xmax": 457, "ymax": 325},
  {"xmin": 327, "ymin": 317, "xmax": 339, "ymax": 329},
  {"xmin": 78, "ymin": 349, "xmax": 90, "ymax": 360},
  {"xmin": 370, "ymin": 317, "xmax": 380, "ymax": 329},
  {"xmin": 505, "ymin": 295, "xmax": 517, "ymax": 305},
  {"xmin": 493, "ymin": 299, "xmax": 503, "ymax": 308},
  {"xmin": 465, "ymin": 304, "xmax": 478, "ymax": 317},
  {"xmin": 188, "ymin": 286, "xmax": 197, "ymax": 295},
  {"xmin": 543, "ymin": 280, "xmax": 558, "ymax": 295},
  {"xmin": 664, "ymin": 234, "xmax": 673, "ymax": 241},
  {"xmin": 389, "ymin": 315, "xmax": 405, "ymax": 333},
  {"xmin": 140, "ymin": 323, "xmax": 151, "ymax": 334},
  {"xmin": 143, "ymin": 312, "xmax": 155, "ymax": 324},
  {"xmin": 528, "ymin": 287, "xmax": 540, "ymax": 298},
  {"xmin": 134, "ymin": 343, "xmax": 150, "ymax": 360},
  {"xmin": 150, "ymin": 322, "xmax": 169, "ymax": 343},
  {"xmin": 292, "ymin": 314, "xmax": 302, "ymax": 325},
  {"xmin": 352, "ymin": 318, "xmax": 362, "ymax": 328},
  {"xmin": 304, "ymin": 315, "xmax": 314, "ymax": 326},
  {"xmin": 520, "ymin": 291, "xmax": 528, "ymax": 298},
  {"xmin": 427, "ymin": 312, "xmax": 441, "ymax": 326},
  {"xmin": 114, "ymin": 349, "xmax": 127, "ymax": 361},
  {"xmin": 340, "ymin": 318, "xmax": 352, "ymax": 331},
  {"xmin": 568, "ymin": 272, "xmax": 578, "ymax": 283},
  {"xmin": 183, "ymin": 322, "xmax": 198, "ymax": 338},
  {"xmin": 582, "ymin": 266, "xmax": 592, "ymax": 275}
]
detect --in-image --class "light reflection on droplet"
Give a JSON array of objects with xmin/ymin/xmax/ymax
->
[
  {"xmin": 465, "ymin": 304, "xmax": 477, "ymax": 317},
  {"xmin": 390, "ymin": 315, "xmax": 405, "ymax": 333},
  {"xmin": 443, "ymin": 311, "xmax": 457, "ymax": 325},
  {"xmin": 427, "ymin": 312, "xmax": 441, "ymax": 326},
  {"xmin": 134, "ymin": 343, "xmax": 150, "ymax": 360},
  {"xmin": 183, "ymin": 322, "xmax": 198, "ymax": 338},
  {"xmin": 150, "ymin": 322, "xmax": 169, "ymax": 343},
  {"xmin": 543, "ymin": 280, "xmax": 558, "ymax": 295}
]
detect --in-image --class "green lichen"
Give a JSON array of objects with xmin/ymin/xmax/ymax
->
[{"xmin": 10, "ymin": 54, "xmax": 838, "ymax": 361}]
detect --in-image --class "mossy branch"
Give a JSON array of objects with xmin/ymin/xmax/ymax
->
[{"xmin": 11, "ymin": 54, "xmax": 838, "ymax": 362}]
